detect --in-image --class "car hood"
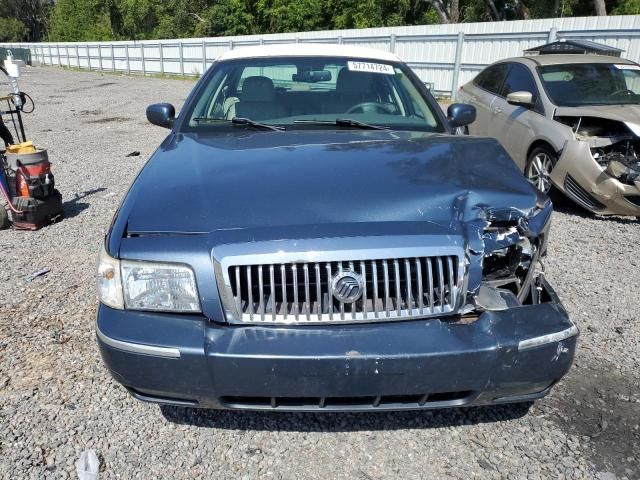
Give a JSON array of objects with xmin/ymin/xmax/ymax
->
[
  {"xmin": 122, "ymin": 130, "xmax": 539, "ymax": 239},
  {"xmin": 554, "ymin": 104, "xmax": 640, "ymax": 132}
]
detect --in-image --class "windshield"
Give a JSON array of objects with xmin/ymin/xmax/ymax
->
[
  {"xmin": 184, "ymin": 56, "xmax": 443, "ymax": 132},
  {"xmin": 539, "ymin": 63, "xmax": 640, "ymax": 107}
]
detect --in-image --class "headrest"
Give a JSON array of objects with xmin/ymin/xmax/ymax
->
[
  {"xmin": 336, "ymin": 69, "xmax": 376, "ymax": 95},
  {"xmin": 241, "ymin": 76, "xmax": 276, "ymax": 102}
]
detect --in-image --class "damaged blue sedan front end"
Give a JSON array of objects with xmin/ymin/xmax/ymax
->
[
  {"xmin": 96, "ymin": 48, "xmax": 576, "ymax": 412},
  {"xmin": 96, "ymin": 130, "xmax": 577, "ymax": 412}
]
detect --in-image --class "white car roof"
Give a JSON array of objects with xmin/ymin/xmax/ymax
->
[{"xmin": 217, "ymin": 43, "xmax": 401, "ymax": 63}]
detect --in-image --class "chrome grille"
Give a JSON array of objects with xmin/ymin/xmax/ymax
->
[{"xmin": 219, "ymin": 255, "xmax": 464, "ymax": 324}]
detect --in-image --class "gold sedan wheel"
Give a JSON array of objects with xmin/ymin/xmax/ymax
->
[{"xmin": 526, "ymin": 148, "xmax": 555, "ymax": 194}]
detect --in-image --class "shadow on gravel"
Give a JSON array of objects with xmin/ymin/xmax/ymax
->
[
  {"xmin": 63, "ymin": 187, "xmax": 107, "ymax": 219},
  {"xmin": 160, "ymin": 402, "xmax": 532, "ymax": 432}
]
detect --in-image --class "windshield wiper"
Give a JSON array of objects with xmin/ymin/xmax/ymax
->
[
  {"xmin": 293, "ymin": 118, "xmax": 389, "ymax": 130},
  {"xmin": 231, "ymin": 117, "xmax": 285, "ymax": 131},
  {"xmin": 192, "ymin": 117, "xmax": 228, "ymax": 123},
  {"xmin": 192, "ymin": 117, "xmax": 284, "ymax": 131}
]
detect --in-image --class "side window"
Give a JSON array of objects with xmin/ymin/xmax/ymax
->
[
  {"xmin": 502, "ymin": 64, "xmax": 539, "ymax": 100},
  {"xmin": 474, "ymin": 64, "xmax": 508, "ymax": 95}
]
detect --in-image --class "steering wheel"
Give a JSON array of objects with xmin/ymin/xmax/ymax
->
[
  {"xmin": 346, "ymin": 102, "xmax": 392, "ymax": 114},
  {"xmin": 609, "ymin": 89, "xmax": 636, "ymax": 98}
]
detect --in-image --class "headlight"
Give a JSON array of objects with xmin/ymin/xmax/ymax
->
[
  {"xmin": 97, "ymin": 244, "xmax": 200, "ymax": 312},
  {"xmin": 606, "ymin": 159, "xmax": 639, "ymax": 184},
  {"xmin": 98, "ymin": 244, "xmax": 124, "ymax": 309}
]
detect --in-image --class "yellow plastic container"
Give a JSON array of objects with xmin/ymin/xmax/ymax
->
[{"xmin": 6, "ymin": 141, "xmax": 36, "ymax": 154}]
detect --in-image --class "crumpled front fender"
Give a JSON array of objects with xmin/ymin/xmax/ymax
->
[{"xmin": 550, "ymin": 140, "xmax": 640, "ymax": 215}]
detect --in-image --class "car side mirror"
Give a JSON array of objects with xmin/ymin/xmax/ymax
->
[
  {"xmin": 506, "ymin": 91, "xmax": 534, "ymax": 107},
  {"xmin": 447, "ymin": 103, "xmax": 476, "ymax": 129},
  {"xmin": 146, "ymin": 103, "xmax": 176, "ymax": 129}
]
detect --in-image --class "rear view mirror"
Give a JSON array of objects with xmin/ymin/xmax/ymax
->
[
  {"xmin": 507, "ymin": 91, "xmax": 534, "ymax": 107},
  {"xmin": 292, "ymin": 70, "xmax": 332, "ymax": 83},
  {"xmin": 146, "ymin": 103, "xmax": 175, "ymax": 129},
  {"xmin": 447, "ymin": 103, "xmax": 476, "ymax": 129}
]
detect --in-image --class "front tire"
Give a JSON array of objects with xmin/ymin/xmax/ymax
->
[{"xmin": 526, "ymin": 145, "xmax": 556, "ymax": 194}]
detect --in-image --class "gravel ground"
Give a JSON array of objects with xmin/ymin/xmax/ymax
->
[{"xmin": 0, "ymin": 67, "xmax": 639, "ymax": 480}]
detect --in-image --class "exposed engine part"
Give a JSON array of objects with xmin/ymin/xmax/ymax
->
[
  {"xmin": 592, "ymin": 140, "xmax": 640, "ymax": 185},
  {"xmin": 481, "ymin": 223, "xmax": 539, "ymax": 300},
  {"xmin": 474, "ymin": 285, "xmax": 520, "ymax": 311},
  {"xmin": 555, "ymin": 116, "xmax": 640, "ymax": 185},
  {"xmin": 555, "ymin": 116, "xmax": 631, "ymax": 139}
]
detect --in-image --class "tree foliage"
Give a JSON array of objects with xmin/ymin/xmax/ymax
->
[
  {"xmin": 3, "ymin": 0, "xmax": 633, "ymax": 42},
  {"xmin": 0, "ymin": 17, "xmax": 28, "ymax": 42},
  {"xmin": 0, "ymin": 0, "xmax": 50, "ymax": 41}
]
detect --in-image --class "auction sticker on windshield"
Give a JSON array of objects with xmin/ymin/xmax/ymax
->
[{"xmin": 348, "ymin": 61, "xmax": 395, "ymax": 75}]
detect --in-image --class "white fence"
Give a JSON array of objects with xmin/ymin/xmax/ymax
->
[{"xmin": 3, "ymin": 15, "xmax": 640, "ymax": 95}]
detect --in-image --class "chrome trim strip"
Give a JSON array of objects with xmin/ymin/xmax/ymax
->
[
  {"xmin": 96, "ymin": 326, "xmax": 181, "ymax": 358},
  {"xmin": 518, "ymin": 324, "xmax": 578, "ymax": 351}
]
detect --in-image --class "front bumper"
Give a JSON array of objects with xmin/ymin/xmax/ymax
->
[
  {"xmin": 96, "ymin": 278, "xmax": 577, "ymax": 412},
  {"xmin": 551, "ymin": 140, "xmax": 640, "ymax": 216}
]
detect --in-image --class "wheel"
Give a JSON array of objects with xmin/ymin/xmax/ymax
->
[
  {"xmin": 0, "ymin": 205, "xmax": 9, "ymax": 229},
  {"xmin": 526, "ymin": 145, "xmax": 557, "ymax": 194}
]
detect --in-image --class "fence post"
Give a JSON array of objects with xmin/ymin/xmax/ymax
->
[
  {"xmin": 548, "ymin": 26, "xmax": 558, "ymax": 43},
  {"xmin": 57, "ymin": 45, "xmax": 61, "ymax": 66},
  {"xmin": 229, "ymin": 39, "xmax": 234, "ymax": 50},
  {"xmin": 65, "ymin": 45, "xmax": 69, "ymax": 66},
  {"xmin": 389, "ymin": 33, "xmax": 396, "ymax": 53},
  {"xmin": 159, "ymin": 42, "xmax": 164, "ymax": 75},
  {"xmin": 141, "ymin": 43, "xmax": 146, "ymax": 75},
  {"xmin": 451, "ymin": 32, "xmax": 465, "ymax": 97},
  {"xmin": 86, "ymin": 44, "xmax": 91, "ymax": 70},
  {"xmin": 98, "ymin": 44, "xmax": 103, "ymax": 71},
  {"xmin": 179, "ymin": 42, "xmax": 184, "ymax": 76},
  {"xmin": 48, "ymin": 45, "xmax": 52, "ymax": 65},
  {"xmin": 338, "ymin": 35, "xmax": 343, "ymax": 44},
  {"xmin": 111, "ymin": 44, "xmax": 115, "ymax": 72},
  {"xmin": 76, "ymin": 45, "xmax": 80, "ymax": 68},
  {"xmin": 201, "ymin": 39, "xmax": 207, "ymax": 75},
  {"xmin": 125, "ymin": 44, "xmax": 130, "ymax": 74}
]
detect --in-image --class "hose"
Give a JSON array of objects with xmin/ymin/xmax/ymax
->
[
  {"xmin": 0, "ymin": 179, "xmax": 24, "ymax": 214},
  {"xmin": 18, "ymin": 92, "xmax": 35, "ymax": 114}
]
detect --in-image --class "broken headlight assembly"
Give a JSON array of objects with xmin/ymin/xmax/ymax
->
[
  {"xmin": 605, "ymin": 156, "xmax": 639, "ymax": 184},
  {"xmin": 479, "ymin": 198, "xmax": 551, "ymax": 309},
  {"xmin": 482, "ymin": 236, "xmax": 537, "ymax": 295},
  {"xmin": 97, "ymin": 244, "xmax": 201, "ymax": 312},
  {"xmin": 592, "ymin": 141, "xmax": 640, "ymax": 186}
]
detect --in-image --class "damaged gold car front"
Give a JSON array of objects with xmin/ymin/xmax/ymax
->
[{"xmin": 551, "ymin": 113, "xmax": 640, "ymax": 216}]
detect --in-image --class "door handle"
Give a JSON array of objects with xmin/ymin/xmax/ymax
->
[{"xmin": 492, "ymin": 106, "xmax": 502, "ymax": 115}]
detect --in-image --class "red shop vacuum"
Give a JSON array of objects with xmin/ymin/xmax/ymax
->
[{"xmin": 0, "ymin": 51, "xmax": 63, "ymax": 230}]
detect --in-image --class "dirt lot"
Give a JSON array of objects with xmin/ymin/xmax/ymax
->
[{"xmin": 0, "ymin": 67, "xmax": 639, "ymax": 480}]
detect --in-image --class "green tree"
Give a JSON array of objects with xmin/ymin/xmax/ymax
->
[
  {"xmin": 0, "ymin": 0, "xmax": 50, "ymax": 41},
  {"xmin": 255, "ymin": 0, "xmax": 330, "ymax": 33},
  {"xmin": 49, "ymin": 0, "xmax": 119, "ymax": 41},
  {"xmin": 197, "ymin": 0, "xmax": 257, "ymax": 37},
  {"xmin": 612, "ymin": 0, "xmax": 640, "ymax": 14},
  {"xmin": 0, "ymin": 17, "xmax": 28, "ymax": 41},
  {"xmin": 43, "ymin": 0, "xmax": 639, "ymax": 43}
]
